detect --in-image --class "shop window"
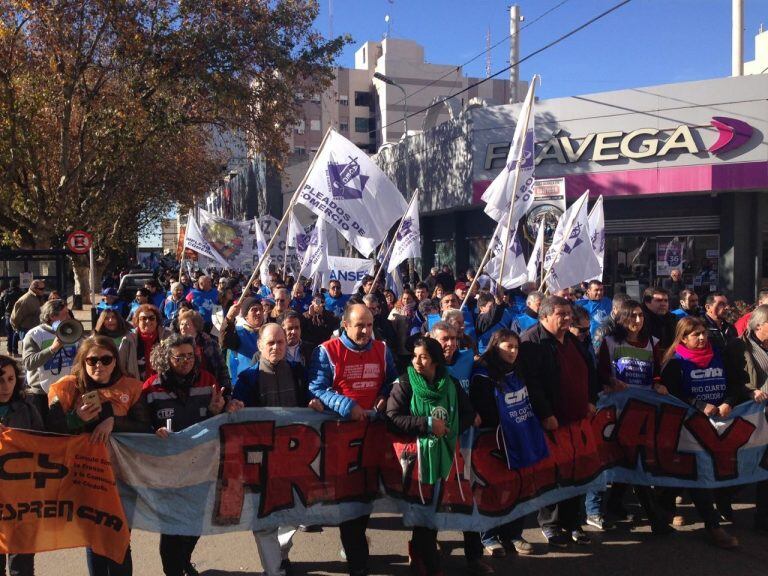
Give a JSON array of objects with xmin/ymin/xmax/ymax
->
[{"xmin": 434, "ymin": 239, "xmax": 456, "ymax": 271}]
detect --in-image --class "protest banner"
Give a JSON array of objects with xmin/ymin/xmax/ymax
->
[
  {"xmin": 0, "ymin": 430, "xmax": 129, "ymax": 562},
  {"xmin": 6, "ymin": 388, "xmax": 768, "ymax": 555},
  {"xmin": 324, "ymin": 256, "xmax": 375, "ymax": 294}
]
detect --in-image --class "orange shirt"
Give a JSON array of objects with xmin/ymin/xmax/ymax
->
[{"xmin": 48, "ymin": 374, "xmax": 143, "ymax": 416}]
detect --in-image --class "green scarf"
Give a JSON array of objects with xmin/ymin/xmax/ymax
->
[{"xmin": 408, "ymin": 365, "xmax": 458, "ymax": 485}]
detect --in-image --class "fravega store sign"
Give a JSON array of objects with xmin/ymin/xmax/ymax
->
[{"xmin": 483, "ymin": 116, "xmax": 753, "ymax": 170}]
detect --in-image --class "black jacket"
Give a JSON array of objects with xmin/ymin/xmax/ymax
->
[
  {"xmin": 641, "ymin": 305, "xmax": 678, "ymax": 350},
  {"xmin": 0, "ymin": 287, "xmax": 22, "ymax": 317},
  {"xmin": 386, "ymin": 368, "xmax": 475, "ymax": 437},
  {"xmin": 518, "ymin": 323, "xmax": 600, "ymax": 421},
  {"xmin": 703, "ymin": 314, "xmax": 738, "ymax": 353},
  {"xmin": 0, "ymin": 397, "xmax": 44, "ymax": 430},
  {"xmin": 661, "ymin": 357, "xmax": 747, "ymax": 409}
]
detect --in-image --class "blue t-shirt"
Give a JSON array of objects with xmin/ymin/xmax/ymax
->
[
  {"xmin": 575, "ymin": 297, "xmax": 612, "ymax": 350},
  {"xmin": 324, "ymin": 293, "xmax": 350, "ymax": 318},
  {"xmin": 187, "ymin": 288, "xmax": 219, "ymax": 324}
]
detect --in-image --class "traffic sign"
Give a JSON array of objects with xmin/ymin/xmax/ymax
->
[{"xmin": 66, "ymin": 230, "xmax": 93, "ymax": 254}]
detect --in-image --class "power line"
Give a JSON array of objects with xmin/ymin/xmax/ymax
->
[
  {"xmin": 388, "ymin": 0, "xmax": 572, "ymax": 108},
  {"xmin": 374, "ymin": 0, "xmax": 632, "ymax": 137}
]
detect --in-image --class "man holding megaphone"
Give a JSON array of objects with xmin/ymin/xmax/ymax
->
[{"xmin": 21, "ymin": 299, "xmax": 83, "ymax": 420}]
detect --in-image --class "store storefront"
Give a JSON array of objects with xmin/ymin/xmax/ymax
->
[{"xmin": 381, "ymin": 74, "xmax": 768, "ymax": 300}]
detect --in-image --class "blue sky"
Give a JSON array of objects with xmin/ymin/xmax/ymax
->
[{"xmin": 317, "ymin": 0, "xmax": 768, "ymax": 99}]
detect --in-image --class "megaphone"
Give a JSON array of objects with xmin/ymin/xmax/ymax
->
[{"xmin": 56, "ymin": 318, "xmax": 84, "ymax": 345}]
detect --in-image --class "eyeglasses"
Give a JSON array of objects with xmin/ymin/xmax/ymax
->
[
  {"xmin": 170, "ymin": 353, "xmax": 195, "ymax": 362},
  {"xmin": 85, "ymin": 355, "xmax": 115, "ymax": 367},
  {"xmin": 138, "ymin": 315, "xmax": 157, "ymax": 322}
]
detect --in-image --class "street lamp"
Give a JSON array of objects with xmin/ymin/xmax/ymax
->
[{"xmin": 373, "ymin": 71, "xmax": 414, "ymax": 281}]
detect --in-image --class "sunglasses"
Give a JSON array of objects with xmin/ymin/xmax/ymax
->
[
  {"xmin": 138, "ymin": 316, "xmax": 157, "ymax": 322},
  {"xmin": 85, "ymin": 355, "xmax": 114, "ymax": 367}
]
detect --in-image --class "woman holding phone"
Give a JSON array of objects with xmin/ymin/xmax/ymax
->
[{"xmin": 48, "ymin": 336, "xmax": 149, "ymax": 575}]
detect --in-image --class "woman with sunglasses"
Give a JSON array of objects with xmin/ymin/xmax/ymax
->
[
  {"xmin": 659, "ymin": 316, "xmax": 742, "ymax": 549},
  {"xmin": 595, "ymin": 299, "xmax": 672, "ymax": 534},
  {"xmin": 131, "ymin": 303, "xmax": 170, "ymax": 382},
  {"xmin": 142, "ymin": 334, "xmax": 228, "ymax": 576},
  {"xmin": 48, "ymin": 336, "xmax": 148, "ymax": 575},
  {"xmin": 0, "ymin": 354, "xmax": 44, "ymax": 576},
  {"xmin": 94, "ymin": 309, "xmax": 140, "ymax": 379}
]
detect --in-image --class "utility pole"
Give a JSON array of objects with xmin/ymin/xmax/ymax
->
[
  {"xmin": 509, "ymin": 5, "xmax": 521, "ymax": 103},
  {"xmin": 486, "ymin": 26, "xmax": 492, "ymax": 78}
]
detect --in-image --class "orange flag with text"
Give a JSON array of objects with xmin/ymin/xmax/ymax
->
[{"xmin": 0, "ymin": 429, "xmax": 129, "ymax": 563}]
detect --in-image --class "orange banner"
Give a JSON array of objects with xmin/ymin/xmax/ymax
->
[{"xmin": 0, "ymin": 429, "xmax": 129, "ymax": 563}]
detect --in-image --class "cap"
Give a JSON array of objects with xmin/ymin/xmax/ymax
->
[
  {"xmin": 102, "ymin": 288, "xmax": 118, "ymax": 297},
  {"xmin": 455, "ymin": 282, "xmax": 467, "ymax": 291},
  {"xmin": 238, "ymin": 296, "xmax": 262, "ymax": 316}
]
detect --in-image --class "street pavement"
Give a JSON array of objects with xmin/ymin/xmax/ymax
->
[{"xmin": 32, "ymin": 502, "xmax": 768, "ymax": 575}]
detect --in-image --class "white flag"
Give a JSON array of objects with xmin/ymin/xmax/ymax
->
[
  {"xmin": 587, "ymin": 195, "xmax": 605, "ymax": 281},
  {"xmin": 286, "ymin": 211, "xmax": 313, "ymax": 264},
  {"xmin": 481, "ymin": 76, "xmax": 538, "ymax": 226},
  {"xmin": 251, "ymin": 216, "xmax": 271, "ymax": 286},
  {"xmin": 300, "ymin": 217, "xmax": 329, "ymax": 278},
  {"xmin": 182, "ymin": 211, "xmax": 230, "ymax": 268},
  {"xmin": 296, "ymin": 129, "xmax": 408, "ymax": 256},
  {"xmin": 388, "ymin": 193, "xmax": 421, "ymax": 273},
  {"xmin": 543, "ymin": 191, "xmax": 601, "ymax": 292},
  {"xmin": 526, "ymin": 219, "xmax": 546, "ymax": 283},
  {"xmin": 486, "ymin": 225, "xmax": 529, "ymax": 289}
]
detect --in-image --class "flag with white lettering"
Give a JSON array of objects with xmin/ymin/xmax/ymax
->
[
  {"xmin": 252, "ymin": 216, "xmax": 271, "ymax": 285},
  {"xmin": 388, "ymin": 193, "xmax": 421, "ymax": 273},
  {"xmin": 587, "ymin": 195, "xmax": 605, "ymax": 281},
  {"xmin": 481, "ymin": 77, "xmax": 538, "ymax": 226},
  {"xmin": 486, "ymin": 225, "xmax": 528, "ymax": 289},
  {"xmin": 527, "ymin": 219, "xmax": 546, "ymax": 283},
  {"xmin": 296, "ymin": 130, "xmax": 408, "ymax": 256},
  {"xmin": 543, "ymin": 191, "xmax": 601, "ymax": 292}
]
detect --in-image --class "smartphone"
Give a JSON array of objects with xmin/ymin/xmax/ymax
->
[{"xmin": 81, "ymin": 390, "xmax": 102, "ymax": 408}]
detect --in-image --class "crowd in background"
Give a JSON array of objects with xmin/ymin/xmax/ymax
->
[{"xmin": 1, "ymin": 262, "xmax": 767, "ymax": 576}]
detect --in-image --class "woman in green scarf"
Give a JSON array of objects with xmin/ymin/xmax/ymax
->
[{"xmin": 387, "ymin": 336, "xmax": 476, "ymax": 576}]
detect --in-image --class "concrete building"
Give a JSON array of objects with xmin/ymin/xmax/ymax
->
[
  {"xmin": 376, "ymin": 73, "xmax": 768, "ymax": 301},
  {"xmin": 744, "ymin": 25, "xmax": 768, "ymax": 74}
]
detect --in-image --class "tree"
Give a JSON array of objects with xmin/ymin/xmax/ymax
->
[{"xmin": 0, "ymin": 0, "xmax": 347, "ymax": 298}]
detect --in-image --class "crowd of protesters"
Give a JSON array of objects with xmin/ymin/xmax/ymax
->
[{"xmin": 2, "ymin": 262, "xmax": 768, "ymax": 576}]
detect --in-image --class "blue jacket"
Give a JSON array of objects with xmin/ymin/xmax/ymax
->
[{"xmin": 308, "ymin": 332, "xmax": 398, "ymax": 418}]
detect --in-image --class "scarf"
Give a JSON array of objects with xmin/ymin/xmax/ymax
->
[
  {"xmin": 407, "ymin": 365, "xmax": 458, "ymax": 485},
  {"xmin": 749, "ymin": 334, "xmax": 768, "ymax": 390},
  {"xmin": 675, "ymin": 342, "xmax": 714, "ymax": 368},
  {"xmin": 137, "ymin": 330, "xmax": 158, "ymax": 378}
]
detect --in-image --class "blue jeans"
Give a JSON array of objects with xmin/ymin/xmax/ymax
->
[
  {"xmin": 481, "ymin": 516, "xmax": 525, "ymax": 546},
  {"xmin": 4, "ymin": 316, "xmax": 18, "ymax": 354},
  {"xmin": 585, "ymin": 490, "xmax": 604, "ymax": 517}
]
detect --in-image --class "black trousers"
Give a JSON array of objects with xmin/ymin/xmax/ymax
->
[
  {"xmin": 159, "ymin": 535, "xmax": 199, "ymax": 576},
  {"xmin": 412, "ymin": 527, "xmax": 441, "ymax": 573},
  {"xmin": 657, "ymin": 488, "xmax": 720, "ymax": 529},
  {"xmin": 538, "ymin": 495, "xmax": 583, "ymax": 532},
  {"xmin": 86, "ymin": 546, "xmax": 132, "ymax": 576},
  {"xmin": 339, "ymin": 515, "xmax": 369, "ymax": 575},
  {"xmin": 0, "ymin": 554, "xmax": 34, "ymax": 576}
]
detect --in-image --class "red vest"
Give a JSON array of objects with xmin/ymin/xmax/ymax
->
[{"xmin": 323, "ymin": 338, "xmax": 386, "ymax": 410}]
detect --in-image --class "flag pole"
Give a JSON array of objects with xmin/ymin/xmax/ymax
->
[
  {"xmin": 282, "ymin": 208, "xmax": 294, "ymax": 283},
  {"xmin": 242, "ymin": 127, "xmax": 334, "ymax": 297},
  {"xmin": 496, "ymin": 91, "xmax": 534, "ymax": 298},
  {"xmin": 459, "ymin": 218, "xmax": 505, "ymax": 310},
  {"xmin": 371, "ymin": 189, "xmax": 419, "ymax": 290},
  {"xmin": 538, "ymin": 193, "xmax": 588, "ymax": 293},
  {"xmin": 178, "ymin": 211, "xmax": 193, "ymax": 282}
]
